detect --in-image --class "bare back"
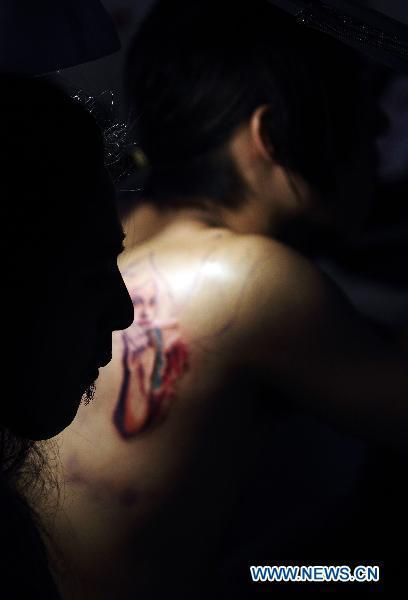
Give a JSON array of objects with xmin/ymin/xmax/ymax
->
[
  {"xmin": 45, "ymin": 222, "xmax": 281, "ymax": 598},
  {"xmin": 38, "ymin": 217, "xmax": 408, "ymax": 599}
]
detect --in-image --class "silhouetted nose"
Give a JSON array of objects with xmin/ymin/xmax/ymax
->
[{"xmin": 111, "ymin": 269, "xmax": 134, "ymax": 331}]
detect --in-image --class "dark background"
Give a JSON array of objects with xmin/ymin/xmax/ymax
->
[{"xmin": 64, "ymin": 0, "xmax": 408, "ymax": 594}]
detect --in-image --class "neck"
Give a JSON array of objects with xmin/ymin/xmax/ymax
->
[
  {"xmin": 121, "ymin": 191, "xmax": 285, "ymax": 251},
  {"xmin": 121, "ymin": 200, "xmax": 227, "ymax": 250}
]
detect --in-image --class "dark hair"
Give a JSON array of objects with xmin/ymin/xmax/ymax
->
[{"xmin": 125, "ymin": 0, "xmax": 371, "ymax": 208}]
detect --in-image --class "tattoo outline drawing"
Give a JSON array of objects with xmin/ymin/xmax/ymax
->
[{"xmin": 113, "ymin": 258, "xmax": 189, "ymax": 438}]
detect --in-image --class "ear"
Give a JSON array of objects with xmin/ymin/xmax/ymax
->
[{"xmin": 249, "ymin": 105, "xmax": 274, "ymax": 163}]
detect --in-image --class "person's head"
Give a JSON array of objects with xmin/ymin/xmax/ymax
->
[
  {"xmin": 125, "ymin": 0, "xmax": 384, "ymax": 241},
  {"xmin": 1, "ymin": 74, "xmax": 134, "ymax": 440}
]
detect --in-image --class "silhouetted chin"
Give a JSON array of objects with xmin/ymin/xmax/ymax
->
[
  {"xmin": 11, "ymin": 399, "xmax": 82, "ymax": 441},
  {"xmin": 5, "ymin": 374, "xmax": 98, "ymax": 440}
]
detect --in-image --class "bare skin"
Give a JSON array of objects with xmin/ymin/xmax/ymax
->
[
  {"xmin": 40, "ymin": 216, "xmax": 267, "ymax": 593},
  {"xmin": 36, "ymin": 211, "xmax": 406, "ymax": 599},
  {"xmin": 33, "ymin": 114, "xmax": 407, "ymax": 599}
]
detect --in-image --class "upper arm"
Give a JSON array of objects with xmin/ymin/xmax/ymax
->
[{"xmin": 232, "ymin": 237, "xmax": 408, "ymax": 449}]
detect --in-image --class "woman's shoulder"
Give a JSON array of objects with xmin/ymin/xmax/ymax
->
[
  {"xmin": 208, "ymin": 232, "xmax": 331, "ymax": 316},
  {"xmin": 208, "ymin": 232, "xmax": 334, "ymax": 342},
  {"xmin": 152, "ymin": 230, "xmax": 333, "ymax": 356},
  {"xmin": 117, "ymin": 228, "xmax": 337, "ymax": 361}
]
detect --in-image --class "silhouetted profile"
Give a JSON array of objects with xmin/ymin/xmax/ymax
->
[{"xmin": 0, "ymin": 74, "xmax": 134, "ymax": 597}]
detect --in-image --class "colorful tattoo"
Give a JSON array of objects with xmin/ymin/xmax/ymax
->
[{"xmin": 113, "ymin": 259, "xmax": 189, "ymax": 438}]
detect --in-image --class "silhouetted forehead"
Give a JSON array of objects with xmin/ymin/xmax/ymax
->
[
  {"xmin": 95, "ymin": 227, "xmax": 125, "ymax": 257},
  {"xmin": 93, "ymin": 194, "xmax": 125, "ymax": 249},
  {"xmin": 61, "ymin": 196, "xmax": 125, "ymax": 263},
  {"xmin": 86, "ymin": 217, "xmax": 125, "ymax": 257}
]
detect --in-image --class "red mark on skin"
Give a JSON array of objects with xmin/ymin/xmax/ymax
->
[
  {"xmin": 113, "ymin": 335, "xmax": 189, "ymax": 439},
  {"xmin": 113, "ymin": 276, "xmax": 189, "ymax": 438},
  {"xmin": 64, "ymin": 454, "xmax": 85, "ymax": 485},
  {"xmin": 150, "ymin": 339, "xmax": 189, "ymax": 421}
]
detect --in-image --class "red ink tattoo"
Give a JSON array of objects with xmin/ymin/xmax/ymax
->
[{"xmin": 113, "ymin": 276, "xmax": 189, "ymax": 438}]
